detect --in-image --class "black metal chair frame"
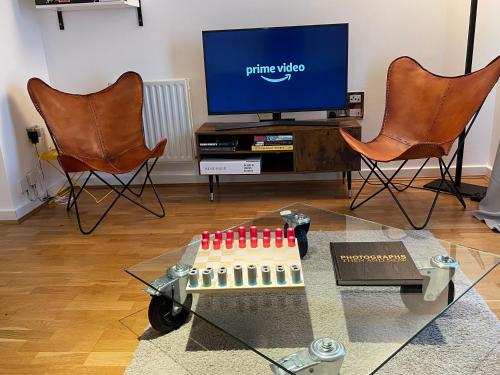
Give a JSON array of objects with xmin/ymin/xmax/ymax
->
[
  {"xmin": 64, "ymin": 157, "xmax": 165, "ymax": 235},
  {"xmin": 350, "ymin": 108, "xmax": 481, "ymax": 230}
]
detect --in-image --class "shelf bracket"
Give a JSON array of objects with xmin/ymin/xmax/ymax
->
[
  {"xmin": 57, "ymin": 10, "xmax": 64, "ymax": 30},
  {"xmin": 51, "ymin": 1, "xmax": 143, "ymax": 31},
  {"xmin": 137, "ymin": 0, "xmax": 143, "ymax": 26}
]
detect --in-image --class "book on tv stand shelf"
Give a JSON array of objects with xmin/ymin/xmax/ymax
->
[
  {"xmin": 199, "ymin": 157, "xmax": 261, "ymax": 175},
  {"xmin": 330, "ymin": 241, "xmax": 423, "ymax": 286}
]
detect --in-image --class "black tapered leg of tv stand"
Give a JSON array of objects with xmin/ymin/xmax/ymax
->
[
  {"xmin": 347, "ymin": 171, "xmax": 352, "ymax": 198},
  {"xmin": 208, "ymin": 175, "xmax": 220, "ymax": 201},
  {"xmin": 209, "ymin": 175, "xmax": 214, "ymax": 201}
]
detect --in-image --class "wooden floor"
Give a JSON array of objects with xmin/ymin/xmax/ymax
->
[{"xmin": 0, "ymin": 176, "xmax": 498, "ymax": 374}]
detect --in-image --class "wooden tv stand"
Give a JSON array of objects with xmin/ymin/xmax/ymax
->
[{"xmin": 195, "ymin": 119, "xmax": 361, "ymax": 200}]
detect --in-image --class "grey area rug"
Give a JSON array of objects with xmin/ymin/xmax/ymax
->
[{"xmin": 125, "ymin": 230, "xmax": 499, "ymax": 375}]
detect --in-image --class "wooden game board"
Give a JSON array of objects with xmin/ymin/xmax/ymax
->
[{"xmin": 186, "ymin": 238, "xmax": 305, "ymax": 293}]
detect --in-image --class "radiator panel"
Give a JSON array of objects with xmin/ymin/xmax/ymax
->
[{"xmin": 142, "ymin": 79, "xmax": 194, "ymax": 162}]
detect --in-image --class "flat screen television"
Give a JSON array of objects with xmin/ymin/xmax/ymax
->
[{"xmin": 202, "ymin": 23, "xmax": 348, "ymax": 120}]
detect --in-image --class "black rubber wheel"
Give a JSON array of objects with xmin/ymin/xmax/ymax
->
[
  {"xmin": 284, "ymin": 223, "xmax": 310, "ymax": 258},
  {"xmin": 401, "ymin": 280, "xmax": 455, "ymax": 314},
  {"xmin": 148, "ymin": 294, "xmax": 192, "ymax": 334}
]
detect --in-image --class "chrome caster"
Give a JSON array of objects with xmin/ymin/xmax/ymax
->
[
  {"xmin": 145, "ymin": 263, "xmax": 192, "ymax": 333},
  {"xmin": 401, "ymin": 255, "xmax": 458, "ymax": 313},
  {"xmin": 270, "ymin": 337, "xmax": 345, "ymax": 375}
]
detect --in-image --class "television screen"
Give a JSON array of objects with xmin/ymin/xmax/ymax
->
[{"xmin": 202, "ymin": 24, "xmax": 348, "ymax": 115}]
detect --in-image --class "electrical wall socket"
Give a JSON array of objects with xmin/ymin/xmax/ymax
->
[
  {"xmin": 349, "ymin": 94, "xmax": 362, "ymax": 103},
  {"xmin": 26, "ymin": 170, "xmax": 42, "ymax": 187},
  {"xmin": 28, "ymin": 125, "xmax": 44, "ymax": 138},
  {"xmin": 327, "ymin": 91, "xmax": 364, "ymax": 119},
  {"xmin": 349, "ymin": 108, "xmax": 362, "ymax": 117},
  {"xmin": 20, "ymin": 178, "xmax": 31, "ymax": 195},
  {"xmin": 20, "ymin": 170, "xmax": 45, "ymax": 200}
]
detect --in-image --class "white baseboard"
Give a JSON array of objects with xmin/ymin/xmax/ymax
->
[
  {"xmin": 0, "ymin": 209, "xmax": 17, "ymax": 221},
  {"xmin": 86, "ymin": 163, "xmax": 490, "ymax": 185},
  {"xmin": 1, "ymin": 163, "xmax": 488, "ymax": 222},
  {"xmin": 485, "ymin": 165, "xmax": 492, "ymax": 178},
  {"xmin": 0, "ymin": 175, "xmax": 66, "ymax": 222}
]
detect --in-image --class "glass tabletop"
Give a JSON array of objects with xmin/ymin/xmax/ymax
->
[{"xmin": 125, "ymin": 203, "xmax": 499, "ymax": 375}]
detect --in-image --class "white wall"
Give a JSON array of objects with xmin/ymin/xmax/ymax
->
[
  {"xmin": 0, "ymin": 152, "xmax": 14, "ymax": 219},
  {"xmin": 25, "ymin": 0, "xmax": 500, "ymax": 184},
  {"xmin": 0, "ymin": 0, "xmax": 62, "ymax": 220}
]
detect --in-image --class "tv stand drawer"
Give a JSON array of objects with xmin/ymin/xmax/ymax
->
[{"xmin": 293, "ymin": 128, "xmax": 361, "ymax": 173}]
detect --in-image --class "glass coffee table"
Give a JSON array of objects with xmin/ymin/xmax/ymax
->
[{"xmin": 125, "ymin": 203, "xmax": 499, "ymax": 375}]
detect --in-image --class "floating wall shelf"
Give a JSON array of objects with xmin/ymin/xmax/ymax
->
[{"xmin": 35, "ymin": 0, "xmax": 143, "ymax": 30}]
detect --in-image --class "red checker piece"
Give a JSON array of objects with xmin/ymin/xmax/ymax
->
[
  {"xmin": 239, "ymin": 237, "xmax": 246, "ymax": 248},
  {"xmin": 201, "ymin": 238, "xmax": 209, "ymax": 250},
  {"xmin": 250, "ymin": 226, "xmax": 258, "ymax": 238},
  {"xmin": 263, "ymin": 236, "xmax": 271, "ymax": 248},
  {"xmin": 238, "ymin": 226, "xmax": 246, "ymax": 240},
  {"xmin": 275, "ymin": 236, "xmax": 283, "ymax": 248},
  {"xmin": 213, "ymin": 238, "xmax": 221, "ymax": 250},
  {"xmin": 250, "ymin": 237, "xmax": 258, "ymax": 248}
]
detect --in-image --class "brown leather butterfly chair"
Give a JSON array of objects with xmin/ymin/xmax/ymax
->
[
  {"xmin": 340, "ymin": 56, "xmax": 500, "ymax": 229},
  {"xmin": 28, "ymin": 72, "xmax": 166, "ymax": 234}
]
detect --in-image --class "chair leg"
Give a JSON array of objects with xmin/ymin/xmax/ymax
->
[
  {"xmin": 363, "ymin": 156, "xmax": 443, "ymax": 229},
  {"xmin": 65, "ymin": 159, "xmax": 165, "ymax": 235},
  {"xmin": 389, "ymin": 158, "xmax": 430, "ymax": 192},
  {"xmin": 439, "ymin": 159, "xmax": 466, "ymax": 208},
  {"xmin": 67, "ymin": 172, "xmax": 92, "ymax": 211},
  {"xmin": 66, "ymin": 184, "xmax": 74, "ymax": 212},
  {"xmin": 112, "ymin": 160, "xmax": 152, "ymax": 198},
  {"xmin": 351, "ymin": 156, "xmax": 448, "ymax": 230},
  {"xmin": 346, "ymin": 171, "xmax": 352, "ymax": 198},
  {"xmin": 92, "ymin": 160, "xmax": 165, "ymax": 218},
  {"xmin": 65, "ymin": 171, "xmax": 128, "ymax": 235},
  {"xmin": 350, "ymin": 160, "xmax": 408, "ymax": 210}
]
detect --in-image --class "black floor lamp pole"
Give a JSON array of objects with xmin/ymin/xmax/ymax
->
[
  {"xmin": 455, "ymin": 0, "xmax": 478, "ymax": 187},
  {"xmin": 424, "ymin": 0, "xmax": 487, "ymax": 199}
]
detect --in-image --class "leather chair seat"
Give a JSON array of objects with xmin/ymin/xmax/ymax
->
[
  {"xmin": 340, "ymin": 131, "xmax": 445, "ymax": 162},
  {"xmin": 58, "ymin": 139, "xmax": 167, "ymax": 173}
]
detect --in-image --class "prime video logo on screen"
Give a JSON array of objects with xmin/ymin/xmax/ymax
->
[{"xmin": 245, "ymin": 62, "xmax": 306, "ymax": 83}]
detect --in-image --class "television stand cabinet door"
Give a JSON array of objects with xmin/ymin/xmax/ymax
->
[{"xmin": 293, "ymin": 123, "xmax": 361, "ymax": 197}]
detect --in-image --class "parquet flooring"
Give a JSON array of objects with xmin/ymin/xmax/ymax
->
[{"xmin": 0, "ymin": 176, "xmax": 498, "ymax": 374}]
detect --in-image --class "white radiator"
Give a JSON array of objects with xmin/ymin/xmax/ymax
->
[{"xmin": 142, "ymin": 79, "xmax": 195, "ymax": 162}]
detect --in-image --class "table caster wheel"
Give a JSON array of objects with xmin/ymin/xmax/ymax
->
[
  {"xmin": 400, "ymin": 280, "xmax": 454, "ymax": 314},
  {"xmin": 148, "ymin": 294, "xmax": 192, "ymax": 333}
]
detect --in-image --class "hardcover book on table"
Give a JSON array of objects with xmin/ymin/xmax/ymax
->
[{"xmin": 330, "ymin": 241, "xmax": 423, "ymax": 286}]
